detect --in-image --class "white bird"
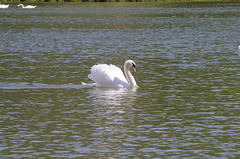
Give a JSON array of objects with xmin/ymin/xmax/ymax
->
[
  {"xmin": 82, "ymin": 60, "xmax": 138, "ymax": 88},
  {"xmin": 17, "ymin": 4, "xmax": 36, "ymax": 9},
  {"xmin": 0, "ymin": 3, "xmax": 9, "ymax": 8}
]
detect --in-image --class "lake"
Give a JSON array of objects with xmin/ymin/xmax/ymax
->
[{"xmin": 0, "ymin": 2, "xmax": 239, "ymax": 158}]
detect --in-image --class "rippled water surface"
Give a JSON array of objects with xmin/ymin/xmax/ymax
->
[{"xmin": 1, "ymin": 2, "xmax": 240, "ymax": 158}]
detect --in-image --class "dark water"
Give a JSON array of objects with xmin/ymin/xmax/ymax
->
[{"xmin": 1, "ymin": 2, "xmax": 240, "ymax": 158}]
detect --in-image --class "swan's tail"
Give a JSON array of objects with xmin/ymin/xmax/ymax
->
[{"xmin": 81, "ymin": 82, "xmax": 96, "ymax": 87}]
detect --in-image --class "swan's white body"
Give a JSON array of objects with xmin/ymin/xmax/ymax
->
[
  {"xmin": 17, "ymin": 4, "xmax": 36, "ymax": 8},
  {"xmin": 83, "ymin": 60, "xmax": 138, "ymax": 88},
  {"xmin": 0, "ymin": 4, "xmax": 9, "ymax": 8}
]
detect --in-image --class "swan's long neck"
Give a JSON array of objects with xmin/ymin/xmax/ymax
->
[
  {"xmin": 238, "ymin": 45, "xmax": 240, "ymax": 56},
  {"xmin": 124, "ymin": 65, "xmax": 137, "ymax": 87},
  {"xmin": 18, "ymin": 4, "xmax": 24, "ymax": 8}
]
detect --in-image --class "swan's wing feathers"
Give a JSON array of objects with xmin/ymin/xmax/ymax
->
[
  {"xmin": 89, "ymin": 64, "xmax": 113, "ymax": 83},
  {"xmin": 108, "ymin": 64, "xmax": 127, "ymax": 82},
  {"xmin": 88, "ymin": 64, "xmax": 128, "ymax": 87}
]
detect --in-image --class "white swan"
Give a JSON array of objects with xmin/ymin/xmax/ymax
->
[
  {"xmin": 82, "ymin": 60, "xmax": 138, "ymax": 88},
  {"xmin": 17, "ymin": 4, "xmax": 36, "ymax": 9},
  {"xmin": 0, "ymin": 3, "xmax": 9, "ymax": 8}
]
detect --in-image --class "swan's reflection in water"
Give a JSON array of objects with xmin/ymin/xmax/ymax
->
[
  {"xmin": 86, "ymin": 87, "xmax": 138, "ymax": 153},
  {"xmin": 88, "ymin": 87, "xmax": 138, "ymax": 107}
]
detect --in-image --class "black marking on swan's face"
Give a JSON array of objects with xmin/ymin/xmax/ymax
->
[{"xmin": 131, "ymin": 62, "xmax": 136, "ymax": 72}]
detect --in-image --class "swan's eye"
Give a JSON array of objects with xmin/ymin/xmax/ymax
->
[{"xmin": 132, "ymin": 63, "xmax": 136, "ymax": 68}]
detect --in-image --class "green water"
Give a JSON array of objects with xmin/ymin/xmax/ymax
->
[{"xmin": 0, "ymin": 2, "xmax": 240, "ymax": 158}]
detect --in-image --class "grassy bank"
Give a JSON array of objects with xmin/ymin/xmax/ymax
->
[{"xmin": 0, "ymin": 0, "xmax": 239, "ymax": 3}]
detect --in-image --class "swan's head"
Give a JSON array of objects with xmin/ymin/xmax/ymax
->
[{"xmin": 125, "ymin": 60, "xmax": 136, "ymax": 72}]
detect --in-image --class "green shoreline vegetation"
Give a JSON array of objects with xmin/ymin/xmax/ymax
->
[{"xmin": 0, "ymin": 0, "xmax": 239, "ymax": 3}]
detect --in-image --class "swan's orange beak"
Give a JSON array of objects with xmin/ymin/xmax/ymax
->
[{"xmin": 132, "ymin": 65, "xmax": 136, "ymax": 72}]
